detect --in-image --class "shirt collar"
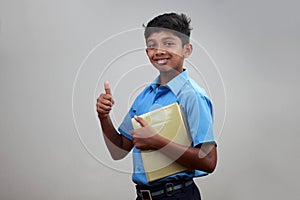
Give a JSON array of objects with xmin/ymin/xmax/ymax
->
[
  {"xmin": 149, "ymin": 77, "xmax": 160, "ymax": 91},
  {"xmin": 150, "ymin": 69, "xmax": 189, "ymax": 95}
]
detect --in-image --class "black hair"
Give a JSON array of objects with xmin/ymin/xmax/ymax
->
[{"xmin": 144, "ymin": 13, "xmax": 192, "ymax": 45}]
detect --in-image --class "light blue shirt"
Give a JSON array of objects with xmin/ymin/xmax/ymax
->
[{"xmin": 118, "ymin": 70, "xmax": 215, "ymax": 185}]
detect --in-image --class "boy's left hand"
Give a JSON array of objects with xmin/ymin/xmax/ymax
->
[{"xmin": 130, "ymin": 116, "xmax": 159, "ymax": 150}]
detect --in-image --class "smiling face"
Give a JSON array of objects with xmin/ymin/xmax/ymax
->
[{"xmin": 145, "ymin": 30, "xmax": 192, "ymax": 74}]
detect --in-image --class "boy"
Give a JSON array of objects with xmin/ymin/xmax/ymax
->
[{"xmin": 96, "ymin": 13, "xmax": 217, "ymax": 200}]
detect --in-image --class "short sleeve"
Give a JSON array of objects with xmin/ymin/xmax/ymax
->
[
  {"xmin": 117, "ymin": 90, "xmax": 145, "ymax": 141},
  {"xmin": 118, "ymin": 110, "xmax": 134, "ymax": 141},
  {"xmin": 184, "ymin": 92, "xmax": 215, "ymax": 147}
]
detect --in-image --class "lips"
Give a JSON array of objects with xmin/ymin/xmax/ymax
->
[{"xmin": 153, "ymin": 57, "xmax": 170, "ymax": 65}]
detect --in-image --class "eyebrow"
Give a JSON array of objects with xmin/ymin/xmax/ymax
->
[
  {"xmin": 161, "ymin": 36, "xmax": 176, "ymax": 41},
  {"xmin": 146, "ymin": 36, "xmax": 176, "ymax": 43}
]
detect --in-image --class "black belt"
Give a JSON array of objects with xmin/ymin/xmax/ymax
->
[{"xmin": 136, "ymin": 180, "xmax": 194, "ymax": 200}]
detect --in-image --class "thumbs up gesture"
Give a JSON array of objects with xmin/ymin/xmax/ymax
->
[{"xmin": 96, "ymin": 81, "xmax": 115, "ymax": 119}]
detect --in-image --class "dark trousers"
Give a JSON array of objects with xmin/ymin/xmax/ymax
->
[{"xmin": 136, "ymin": 181, "xmax": 201, "ymax": 200}]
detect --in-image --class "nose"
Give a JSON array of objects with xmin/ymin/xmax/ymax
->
[{"xmin": 154, "ymin": 47, "xmax": 166, "ymax": 56}]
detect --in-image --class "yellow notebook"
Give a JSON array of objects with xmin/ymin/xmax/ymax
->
[{"xmin": 131, "ymin": 103, "xmax": 192, "ymax": 182}]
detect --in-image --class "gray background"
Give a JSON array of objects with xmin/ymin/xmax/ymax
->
[{"xmin": 1, "ymin": 0, "xmax": 299, "ymax": 199}]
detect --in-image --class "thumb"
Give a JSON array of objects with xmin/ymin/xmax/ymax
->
[
  {"xmin": 134, "ymin": 116, "xmax": 148, "ymax": 127},
  {"xmin": 104, "ymin": 81, "xmax": 115, "ymax": 105},
  {"xmin": 104, "ymin": 81, "xmax": 112, "ymax": 95}
]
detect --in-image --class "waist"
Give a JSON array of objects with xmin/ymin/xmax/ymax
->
[{"xmin": 136, "ymin": 179, "xmax": 194, "ymax": 199}]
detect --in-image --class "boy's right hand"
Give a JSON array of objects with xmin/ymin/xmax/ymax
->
[{"xmin": 96, "ymin": 81, "xmax": 115, "ymax": 119}]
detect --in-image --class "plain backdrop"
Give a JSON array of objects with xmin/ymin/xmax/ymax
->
[{"xmin": 1, "ymin": 0, "xmax": 299, "ymax": 199}]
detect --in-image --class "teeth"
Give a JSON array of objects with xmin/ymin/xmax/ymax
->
[{"xmin": 157, "ymin": 59, "xmax": 168, "ymax": 65}]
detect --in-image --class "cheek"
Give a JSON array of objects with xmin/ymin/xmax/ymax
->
[
  {"xmin": 167, "ymin": 47, "xmax": 184, "ymax": 57},
  {"xmin": 170, "ymin": 51, "xmax": 184, "ymax": 60},
  {"xmin": 146, "ymin": 49, "xmax": 153, "ymax": 58}
]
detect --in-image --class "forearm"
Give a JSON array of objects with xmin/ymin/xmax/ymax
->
[
  {"xmin": 99, "ymin": 116, "xmax": 131, "ymax": 159},
  {"xmin": 152, "ymin": 136, "xmax": 217, "ymax": 173},
  {"xmin": 100, "ymin": 116, "xmax": 122, "ymax": 146},
  {"xmin": 96, "ymin": 82, "xmax": 133, "ymax": 159}
]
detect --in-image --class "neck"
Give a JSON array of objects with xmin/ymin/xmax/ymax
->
[{"xmin": 159, "ymin": 69, "xmax": 182, "ymax": 85}]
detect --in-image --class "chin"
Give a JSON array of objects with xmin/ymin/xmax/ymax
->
[
  {"xmin": 156, "ymin": 64, "xmax": 182, "ymax": 73},
  {"xmin": 155, "ymin": 65, "xmax": 173, "ymax": 72}
]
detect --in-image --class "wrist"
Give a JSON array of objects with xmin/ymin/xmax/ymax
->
[
  {"xmin": 98, "ymin": 113, "xmax": 109, "ymax": 120},
  {"xmin": 151, "ymin": 134, "xmax": 169, "ymax": 150}
]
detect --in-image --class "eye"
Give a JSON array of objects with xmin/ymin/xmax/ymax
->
[
  {"xmin": 164, "ymin": 41, "xmax": 175, "ymax": 46},
  {"xmin": 147, "ymin": 42, "xmax": 156, "ymax": 48}
]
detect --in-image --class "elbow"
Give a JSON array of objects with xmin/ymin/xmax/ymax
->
[
  {"xmin": 192, "ymin": 158, "xmax": 217, "ymax": 173},
  {"xmin": 205, "ymin": 162, "xmax": 217, "ymax": 173},
  {"xmin": 196, "ymin": 161, "xmax": 216, "ymax": 174},
  {"xmin": 111, "ymin": 154, "xmax": 124, "ymax": 161},
  {"xmin": 111, "ymin": 154, "xmax": 121, "ymax": 160},
  {"xmin": 105, "ymin": 139, "xmax": 130, "ymax": 160},
  {"xmin": 109, "ymin": 150, "xmax": 129, "ymax": 161},
  {"xmin": 204, "ymin": 154, "xmax": 217, "ymax": 173},
  {"xmin": 199, "ymin": 143, "xmax": 217, "ymax": 173}
]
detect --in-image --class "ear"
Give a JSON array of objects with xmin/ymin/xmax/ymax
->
[{"xmin": 183, "ymin": 44, "xmax": 193, "ymax": 58}]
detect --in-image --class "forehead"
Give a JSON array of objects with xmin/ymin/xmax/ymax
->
[{"xmin": 146, "ymin": 31, "xmax": 181, "ymax": 42}]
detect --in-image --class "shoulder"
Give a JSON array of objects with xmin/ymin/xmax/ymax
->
[
  {"xmin": 188, "ymin": 79, "xmax": 209, "ymax": 97},
  {"xmin": 178, "ymin": 78, "xmax": 213, "ymax": 115},
  {"xmin": 178, "ymin": 78, "xmax": 210, "ymax": 103}
]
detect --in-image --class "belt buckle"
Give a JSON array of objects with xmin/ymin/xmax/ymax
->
[
  {"xmin": 165, "ymin": 182, "xmax": 174, "ymax": 196},
  {"xmin": 140, "ymin": 190, "xmax": 152, "ymax": 200}
]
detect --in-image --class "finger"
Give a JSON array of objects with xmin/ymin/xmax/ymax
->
[
  {"xmin": 97, "ymin": 103, "xmax": 112, "ymax": 112},
  {"xmin": 97, "ymin": 108, "xmax": 110, "ymax": 115},
  {"xmin": 99, "ymin": 97, "xmax": 113, "ymax": 106},
  {"xmin": 130, "ymin": 130, "xmax": 135, "ymax": 136},
  {"xmin": 103, "ymin": 96, "xmax": 114, "ymax": 106},
  {"xmin": 104, "ymin": 81, "xmax": 115, "ymax": 105},
  {"xmin": 134, "ymin": 116, "xmax": 148, "ymax": 127},
  {"xmin": 104, "ymin": 81, "xmax": 112, "ymax": 95}
]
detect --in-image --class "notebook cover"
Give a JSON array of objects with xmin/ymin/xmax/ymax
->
[{"xmin": 131, "ymin": 103, "xmax": 192, "ymax": 182}]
